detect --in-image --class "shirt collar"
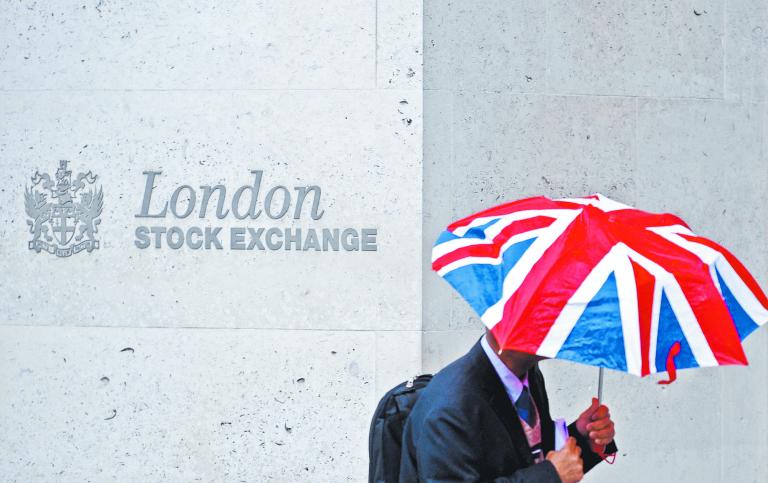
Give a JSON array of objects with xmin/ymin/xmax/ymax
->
[{"xmin": 480, "ymin": 334, "xmax": 528, "ymax": 402}]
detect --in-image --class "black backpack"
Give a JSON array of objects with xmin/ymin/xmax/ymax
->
[{"xmin": 368, "ymin": 374, "xmax": 433, "ymax": 483}]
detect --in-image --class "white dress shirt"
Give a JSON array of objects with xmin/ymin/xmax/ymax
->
[{"xmin": 480, "ymin": 334, "xmax": 529, "ymax": 401}]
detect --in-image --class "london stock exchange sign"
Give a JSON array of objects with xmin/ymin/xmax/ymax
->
[
  {"xmin": 23, "ymin": 164, "xmax": 377, "ymax": 256},
  {"xmin": 134, "ymin": 170, "xmax": 377, "ymax": 252},
  {"xmin": 25, "ymin": 160, "xmax": 103, "ymax": 257}
]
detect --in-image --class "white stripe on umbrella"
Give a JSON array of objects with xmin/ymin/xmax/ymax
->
[
  {"xmin": 621, "ymin": 242, "xmax": 718, "ymax": 370},
  {"xmin": 659, "ymin": 276, "xmax": 719, "ymax": 367},
  {"xmin": 480, "ymin": 209, "xmax": 581, "ymax": 330},
  {"xmin": 715, "ymin": 257, "xmax": 768, "ymax": 325},
  {"xmin": 432, "ymin": 208, "xmax": 578, "ymax": 263},
  {"xmin": 435, "ymin": 227, "xmax": 546, "ymax": 277},
  {"xmin": 649, "ymin": 225, "xmax": 768, "ymax": 326},
  {"xmin": 649, "ymin": 273, "xmax": 663, "ymax": 374},
  {"xmin": 613, "ymin": 245, "xmax": 643, "ymax": 377},
  {"xmin": 537, "ymin": 246, "xmax": 618, "ymax": 360}
]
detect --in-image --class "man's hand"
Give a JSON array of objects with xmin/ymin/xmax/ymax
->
[
  {"xmin": 545, "ymin": 436, "xmax": 583, "ymax": 483},
  {"xmin": 575, "ymin": 397, "xmax": 615, "ymax": 447}
]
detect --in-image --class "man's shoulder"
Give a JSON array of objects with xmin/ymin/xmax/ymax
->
[{"xmin": 410, "ymin": 342, "xmax": 493, "ymax": 421}]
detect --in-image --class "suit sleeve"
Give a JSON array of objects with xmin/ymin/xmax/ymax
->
[
  {"xmin": 410, "ymin": 405, "xmax": 562, "ymax": 483},
  {"xmin": 567, "ymin": 421, "xmax": 618, "ymax": 474}
]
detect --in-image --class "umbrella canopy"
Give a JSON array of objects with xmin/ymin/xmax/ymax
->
[{"xmin": 432, "ymin": 193, "xmax": 768, "ymax": 378}]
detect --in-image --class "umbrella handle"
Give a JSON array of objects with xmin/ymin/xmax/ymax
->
[
  {"xmin": 593, "ymin": 367, "xmax": 617, "ymax": 464},
  {"xmin": 597, "ymin": 367, "xmax": 604, "ymax": 403}
]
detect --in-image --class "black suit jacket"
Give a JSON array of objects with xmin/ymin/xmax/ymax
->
[{"xmin": 399, "ymin": 339, "xmax": 617, "ymax": 482}]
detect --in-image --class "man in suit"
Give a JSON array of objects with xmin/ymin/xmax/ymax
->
[{"xmin": 399, "ymin": 330, "xmax": 617, "ymax": 482}]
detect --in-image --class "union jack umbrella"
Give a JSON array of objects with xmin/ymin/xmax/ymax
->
[{"xmin": 431, "ymin": 193, "xmax": 768, "ymax": 386}]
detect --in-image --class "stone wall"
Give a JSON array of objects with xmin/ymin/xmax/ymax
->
[{"xmin": 0, "ymin": 1, "xmax": 422, "ymax": 480}]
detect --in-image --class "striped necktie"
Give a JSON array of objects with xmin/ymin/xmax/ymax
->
[{"xmin": 515, "ymin": 386, "xmax": 536, "ymax": 427}]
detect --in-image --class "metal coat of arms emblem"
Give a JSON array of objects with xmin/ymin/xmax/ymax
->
[{"xmin": 25, "ymin": 160, "xmax": 103, "ymax": 257}]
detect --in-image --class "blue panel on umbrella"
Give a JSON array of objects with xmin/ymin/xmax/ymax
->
[
  {"xmin": 655, "ymin": 290, "xmax": 699, "ymax": 371},
  {"xmin": 435, "ymin": 218, "xmax": 500, "ymax": 245},
  {"xmin": 442, "ymin": 237, "xmax": 536, "ymax": 317},
  {"xmin": 715, "ymin": 268, "xmax": 760, "ymax": 341},
  {"xmin": 556, "ymin": 272, "xmax": 627, "ymax": 372},
  {"xmin": 435, "ymin": 230, "xmax": 462, "ymax": 245}
]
